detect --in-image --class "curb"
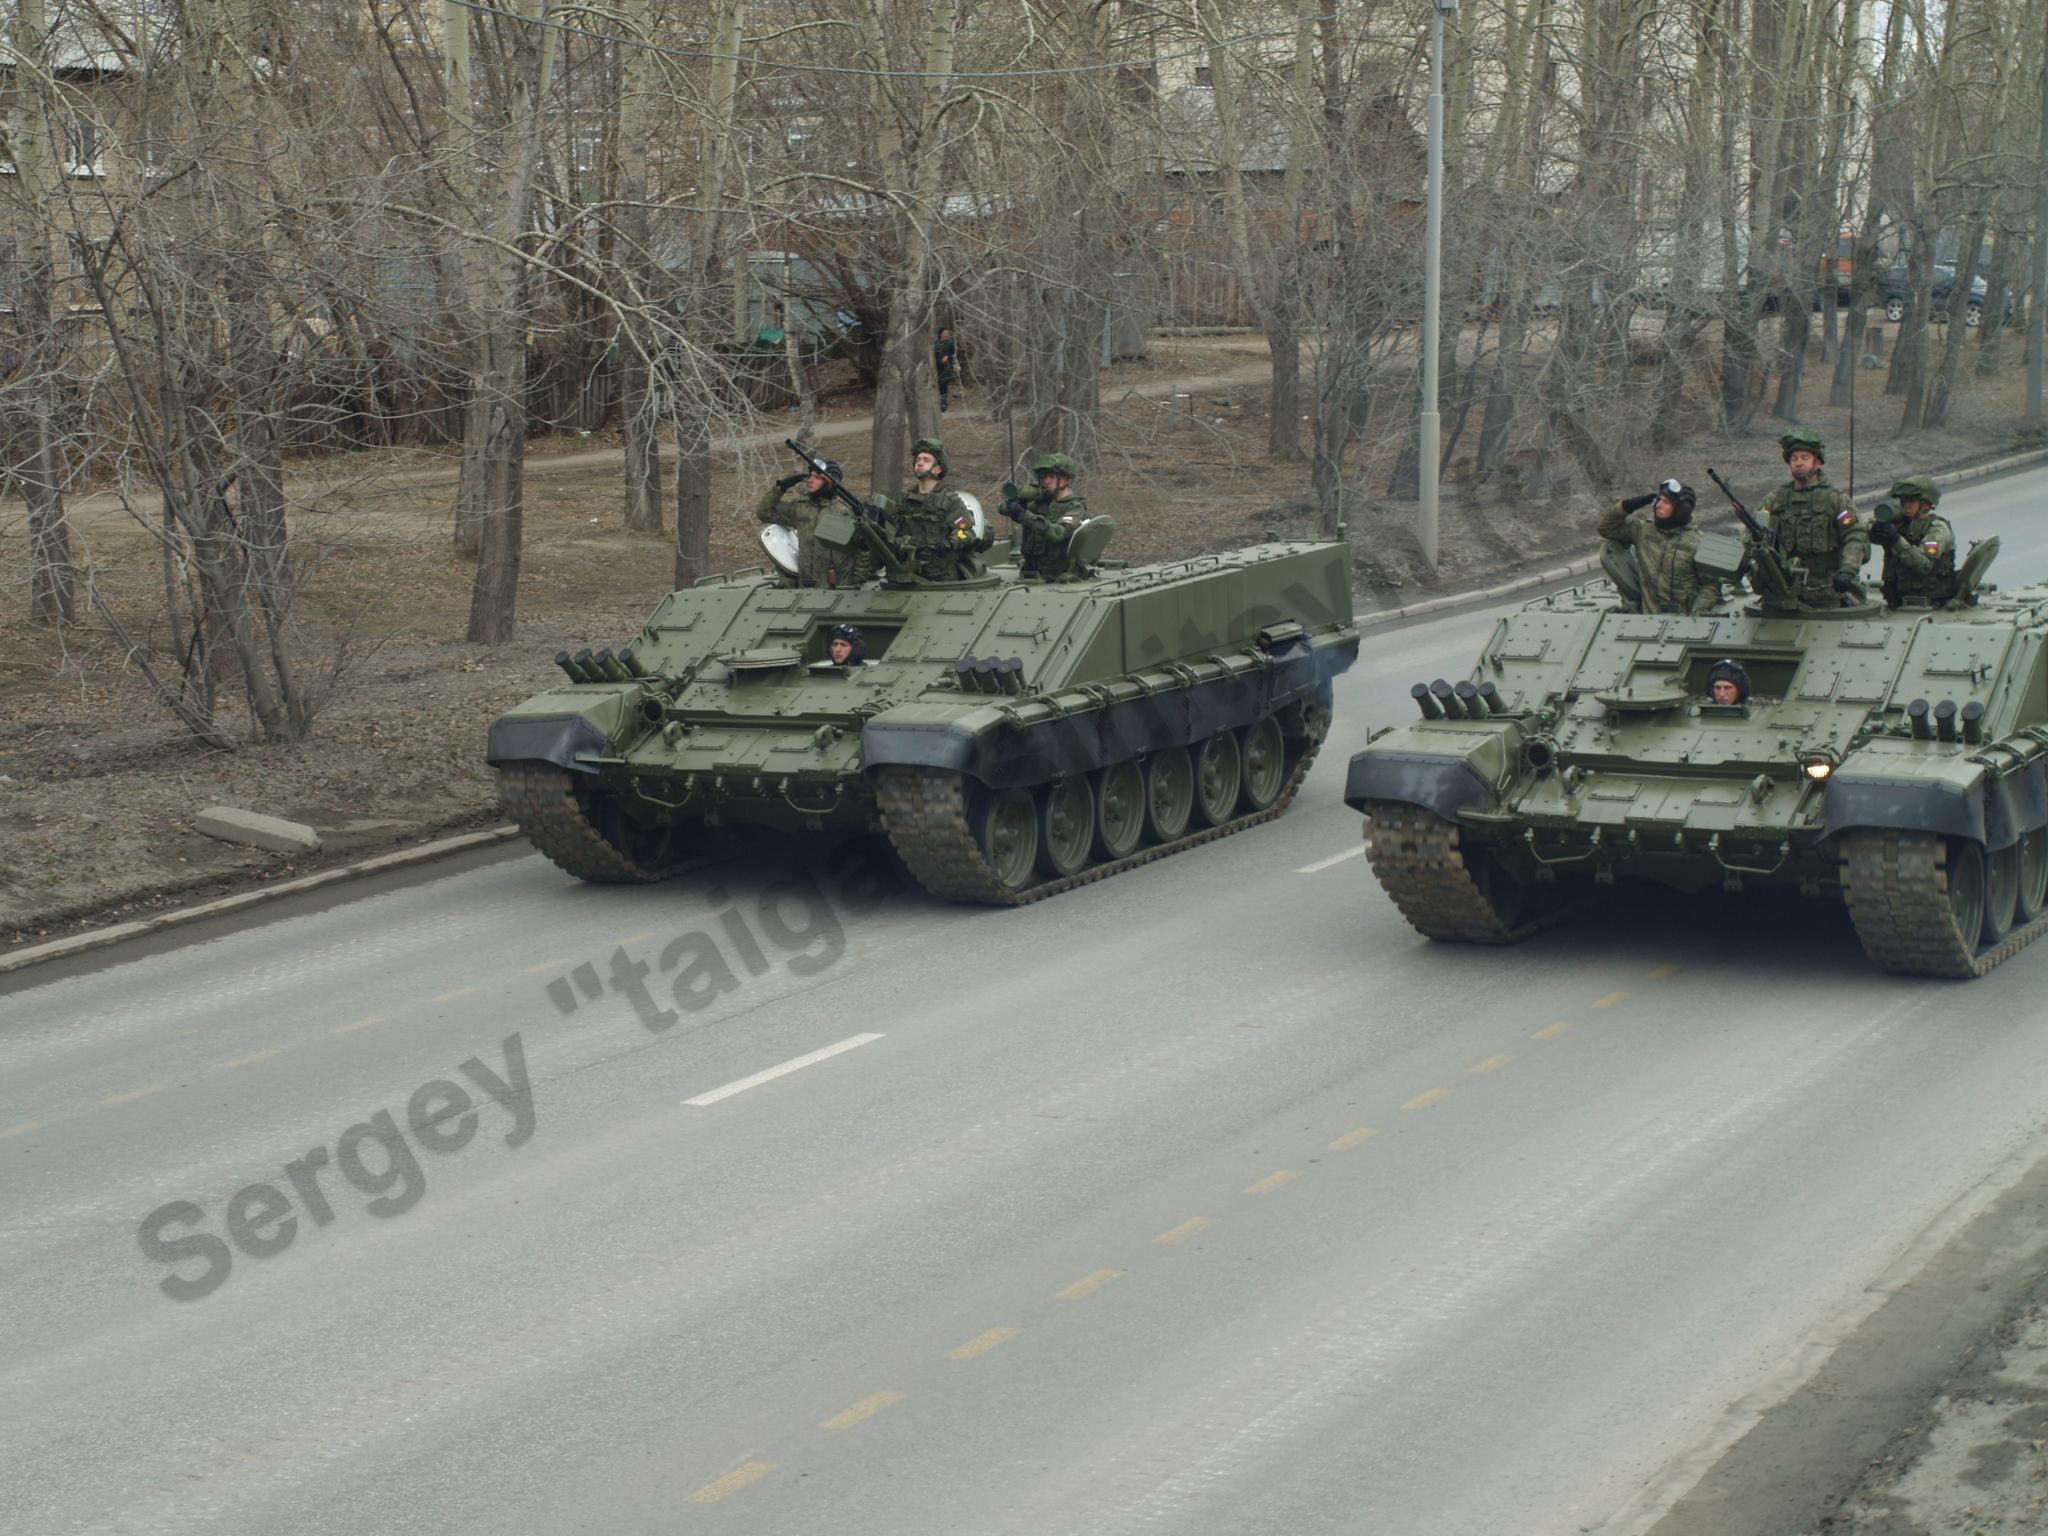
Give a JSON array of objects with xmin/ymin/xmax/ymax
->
[
  {"xmin": 1355, "ymin": 445, "xmax": 2048, "ymax": 630},
  {"xmin": 0, "ymin": 826, "xmax": 521, "ymax": 980}
]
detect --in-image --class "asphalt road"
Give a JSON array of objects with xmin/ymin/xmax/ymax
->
[{"xmin": 7, "ymin": 468, "xmax": 2048, "ymax": 1536}]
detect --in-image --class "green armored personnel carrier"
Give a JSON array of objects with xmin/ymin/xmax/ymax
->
[
  {"xmin": 1347, "ymin": 524, "xmax": 2048, "ymax": 977},
  {"xmin": 489, "ymin": 482, "xmax": 1357, "ymax": 906}
]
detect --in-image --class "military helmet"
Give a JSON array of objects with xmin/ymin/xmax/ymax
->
[
  {"xmin": 826, "ymin": 622, "xmax": 865, "ymax": 663},
  {"xmin": 1887, "ymin": 474, "xmax": 1940, "ymax": 507},
  {"xmin": 1706, "ymin": 658, "xmax": 1752, "ymax": 703},
  {"xmin": 1779, "ymin": 428, "xmax": 1826, "ymax": 464},
  {"xmin": 1032, "ymin": 451, "xmax": 1079, "ymax": 481},
  {"xmin": 910, "ymin": 437, "xmax": 948, "ymax": 477},
  {"xmin": 809, "ymin": 458, "xmax": 843, "ymax": 492},
  {"xmin": 1655, "ymin": 477, "xmax": 1697, "ymax": 527}
]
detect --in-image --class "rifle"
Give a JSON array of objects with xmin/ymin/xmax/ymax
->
[
  {"xmin": 1706, "ymin": 466, "xmax": 1778, "ymax": 549},
  {"xmin": 783, "ymin": 438, "xmax": 915, "ymax": 580},
  {"xmin": 1707, "ymin": 465, "xmax": 1808, "ymax": 608}
]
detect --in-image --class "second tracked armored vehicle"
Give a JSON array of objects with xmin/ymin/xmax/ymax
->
[
  {"xmin": 1346, "ymin": 524, "xmax": 2048, "ymax": 977},
  {"xmin": 489, "ymin": 473, "xmax": 1357, "ymax": 906}
]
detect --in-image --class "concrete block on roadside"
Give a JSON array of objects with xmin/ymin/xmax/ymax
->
[{"xmin": 195, "ymin": 806, "xmax": 322, "ymax": 855}]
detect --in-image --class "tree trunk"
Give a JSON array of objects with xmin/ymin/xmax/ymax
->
[
  {"xmin": 615, "ymin": 0, "xmax": 663, "ymax": 533},
  {"xmin": 673, "ymin": 415, "xmax": 712, "ymax": 588},
  {"xmin": 464, "ymin": 0, "xmax": 556, "ymax": 644},
  {"xmin": 14, "ymin": 0, "xmax": 76, "ymax": 623}
]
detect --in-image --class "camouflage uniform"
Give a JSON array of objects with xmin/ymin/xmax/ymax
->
[
  {"xmin": 1759, "ymin": 431, "xmax": 1868, "ymax": 604},
  {"xmin": 872, "ymin": 441, "xmax": 989, "ymax": 581},
  {"xmin": 1876, "ymin": 475, "xmax": 1958, "ymax": 607},
  {"xmin": 754, "ymin": 479, "xmax": 873, "ymax": 589},
  {"xmin": 1015, "ymin": 492, "xmax": 1089, "ymax": 579},
  {"xmin": 1596, "ymin": 500, "xmax": 1719, "ymax": 614}
]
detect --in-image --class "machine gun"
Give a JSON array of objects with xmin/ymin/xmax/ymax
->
[
  {"xmin": 1707, "ymin": 465, "xmax": 1803, "ymax": 609},
  {"xmin": 783, "ymin": 439, "xmax": 915, "ymax": 581}
]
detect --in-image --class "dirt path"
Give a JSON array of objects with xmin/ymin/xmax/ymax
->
[{"xmin": 1, "ymin": 359, "xmax": 1279, "ymax": 539}]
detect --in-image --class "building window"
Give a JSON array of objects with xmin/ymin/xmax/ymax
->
[{"xmin": 64, "ymin": 117, "xmax": 103, "ymax": 177}]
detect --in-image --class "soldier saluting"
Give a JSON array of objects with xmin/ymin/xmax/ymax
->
[
  {"xmin": 1870, "ymin": 475, "xmax": 1958, "ymax": 607},
  {"xmin": 1596, "ymin": 478, "xmax": 1721, "ymax": 615},
  {"xmin": 1760, "ymin": 429, "xmax": 1868, "ymax": 604}
]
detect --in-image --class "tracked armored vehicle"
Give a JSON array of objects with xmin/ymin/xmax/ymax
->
[
  {"xmin": 1347, "ymin": 528, "xmax": 2048, "ymax": 977},
  {"xmin": 489, "ymin": 505, "xmax": 1357, "ymax": 906}
]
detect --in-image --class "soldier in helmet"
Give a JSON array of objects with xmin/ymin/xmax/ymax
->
[
  {"xmin": 1759, "ymin": 429, "xmax": 1869, "ymax": 605},
  {"xmin": 870, "ymin": 436, "xmax": 990, "ymax": 581},
  {"xmin": 825, "ymin": 622, "xmax": 866, "ymax": 667},
  {"xmin": 1705, "ymin": 658, "xmax": 1751, "ymax": 706},
  {"xmin": 1597, "ymin": 477, "xmax": 1722, "ymax": 615},
  {"xmin": 756, "ymin": 457, "xmax": 872, "ymax": 589},
  {"xmin": 1001, "ymin": 452, "xmax": 1090, "ymax": 580},
  {"xmin": 1870, "ymin": 474, "xmax": 1957, "ymax": 608}
]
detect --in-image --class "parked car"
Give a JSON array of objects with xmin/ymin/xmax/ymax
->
[{"xmin": 1879, "ymin": 262, "xmax": 1992, "ymax": 325}]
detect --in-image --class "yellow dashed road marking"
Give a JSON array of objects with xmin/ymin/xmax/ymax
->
[
  {"xmin": 1532, "ymin": 1020, "xmax": 1575, "ymax": 1041},
  {"xmin": 1154, "ymin": 1216, "xmax": 1212, "ymax": 1245},
  {"xmin": 1056, "ymin": 1269, "xmax": 1124, "ymax": 1301},
  {"xmin": 820, "ymin": 1391, "xmax": 903, "ymax": 1431},
  {"xmin": 220, "ymin": 1048, "xmax": 280, "ymax": 1070},
  {"xmin": 334, "ymin": 1013, "xmax": 385, "ymax": 1034},
  {"xmin": 431, "ymin": 986, "xmax": 479, "ymax": 1004},
  {"xmin": 621, "ymin": 930, "xmax": 654, "ymax": 945},
  {"xmin": 1403, "ymin": 1088, "xmax": 1450, "ymax": 1111},
  {"xmin": 1646, "ymin": 963, "xmax": 1683, "ymax": 980},
  {"xmin": 1591, "ymin": 991, "xmax": 1629, "ymax": 1010},
  {"xmin": 1328, "ymin": 1126, "xmax": 1377, "ymax": 1151},
  {"xmin": 1245, "ymin": 1169, "xmax": 1300, "ymax": 1196},
  {"xmin": 0, "ymin": 1120, "xmax": 41, "ymax": 1139},
  {"xmin": 1469, "ymin": 1054, "xmax": 1513, "ymax": 1075},
  {"xmin": 948, "ymin": 1326, "xmax": 1020, "ymax": 1361},
  {"xmin": 101, "ymin": 1084, "xmax": 168, "ymax": 1108},
  {"xmin": 687, "ymin": 1461, "xmax": 775, "ymax": 1503},
  {"xmin": 521, "ymin": 959, "xmax": 568, "ymax": 975}
]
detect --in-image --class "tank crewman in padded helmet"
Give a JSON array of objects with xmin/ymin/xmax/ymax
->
[
  {"xmin": 870, "ymin": 436, "xmax": 990, "ymax": 581},
  {"xmin": 1870, "ymin": 474, "xmax": 1958, "ymax": 608},
  {"xmin": 1705, "ymin": 658, "xmax": 1751, "ymax": 706},
  {"xmin": 825, "ymin": 622, "xmax": 866, "ymax": 667},
  {"xmin": 756, "ymin": 457, "xmax": 872, "ymax": 588},
  {"xmin": 1760, "ymin": 429, "xmax": 1868, "ymax": 605},
  {"xmin": 1596, "ymin": 477, "xmax": 1722, "ymax": 615},
  {"xmin": 1001, "ymin": 451, "xmax": 1090, "ymax": 580}
]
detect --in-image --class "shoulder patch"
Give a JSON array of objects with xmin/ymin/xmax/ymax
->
[
  {"xmin": 1924, "ymin": 539, "xmax": 1942, "ymax": 556},
  {"xmin": 1835, "ymin": 506, "xmax": 1855, "ymax": 526}
]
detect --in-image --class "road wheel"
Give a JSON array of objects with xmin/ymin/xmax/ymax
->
[
  {"xmin": 1238, "ymin": 717, "xmax": 1287, "ymax": 812},
  {"xmin": 1945, "ymin": 838, "xmax": 1987, "ymax": 954},
  {"xmin": 1965, "ymin": 303, "xmax": 1983, "ymax": 328},
  {"xmin": 1143, "ymin": 747, "xmax": 1194, "ymax": 843},
  {"xmin": 1092, "ymin": 761, "xmax": 1145, "ymax": 861},
  {"xmin": 972, "ymin": 787, "xmax": 1040, "ymax": 893},
  {"xmin": 1192, "ymin": 731, "xmax": 1243, "ymax": 827},
  {"xmin": 1884, "ymin": 297, "xmax": 1905, "ymax": 323},
  {"xmin": 1037, "ymin": 777, "xmax": 1095, "ymax": 878},
  {"xmin": 2018, "ymin": 827, "xmax": 2048, "ymax": 920},
  {"xmin": 1985, "ymin": 842, "xmax": 2021, "ymax": 941}
]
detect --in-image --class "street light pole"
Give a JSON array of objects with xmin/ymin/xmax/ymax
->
[{"xmin": 1420, "ymin": 0, "xmax": 1455, "ymax": 574}]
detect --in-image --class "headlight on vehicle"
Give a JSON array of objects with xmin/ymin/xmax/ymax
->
[{"xmin": 1798, "ymin": 748, "xmax": 1838, "ymax": 781}]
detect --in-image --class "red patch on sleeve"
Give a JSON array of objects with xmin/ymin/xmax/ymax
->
[
  {"xmin": 1924, "ymin": 540, "xmax": 1942, "ymax": 556},
  {"xmin": 1835, "ymin": 507, "xmax": 1855, "ymax": 526}
]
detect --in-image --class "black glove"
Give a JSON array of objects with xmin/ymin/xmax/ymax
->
[
  {"xmin": 1832, "ymin": 569, "xmax": 1858, "ymax": 593},
  {"xmin": 1000, "ymin": 498, "xmax": 1026, "ymax": 520},
  {"xmin": 775, "ymin": 472, "xmax": 805, "ymax": 492},
  {"xmin": 1621, "ymin": 492, "xmax": 1656, "ymax": 514},
  {"xmin": 1869, "ymin": 519, "xmax": 1899, "ymax": 547}
]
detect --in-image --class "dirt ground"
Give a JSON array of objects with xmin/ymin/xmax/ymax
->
[{"xmin": 1, "ymin": 328, "xmax": 2040, "ymax": 942}]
